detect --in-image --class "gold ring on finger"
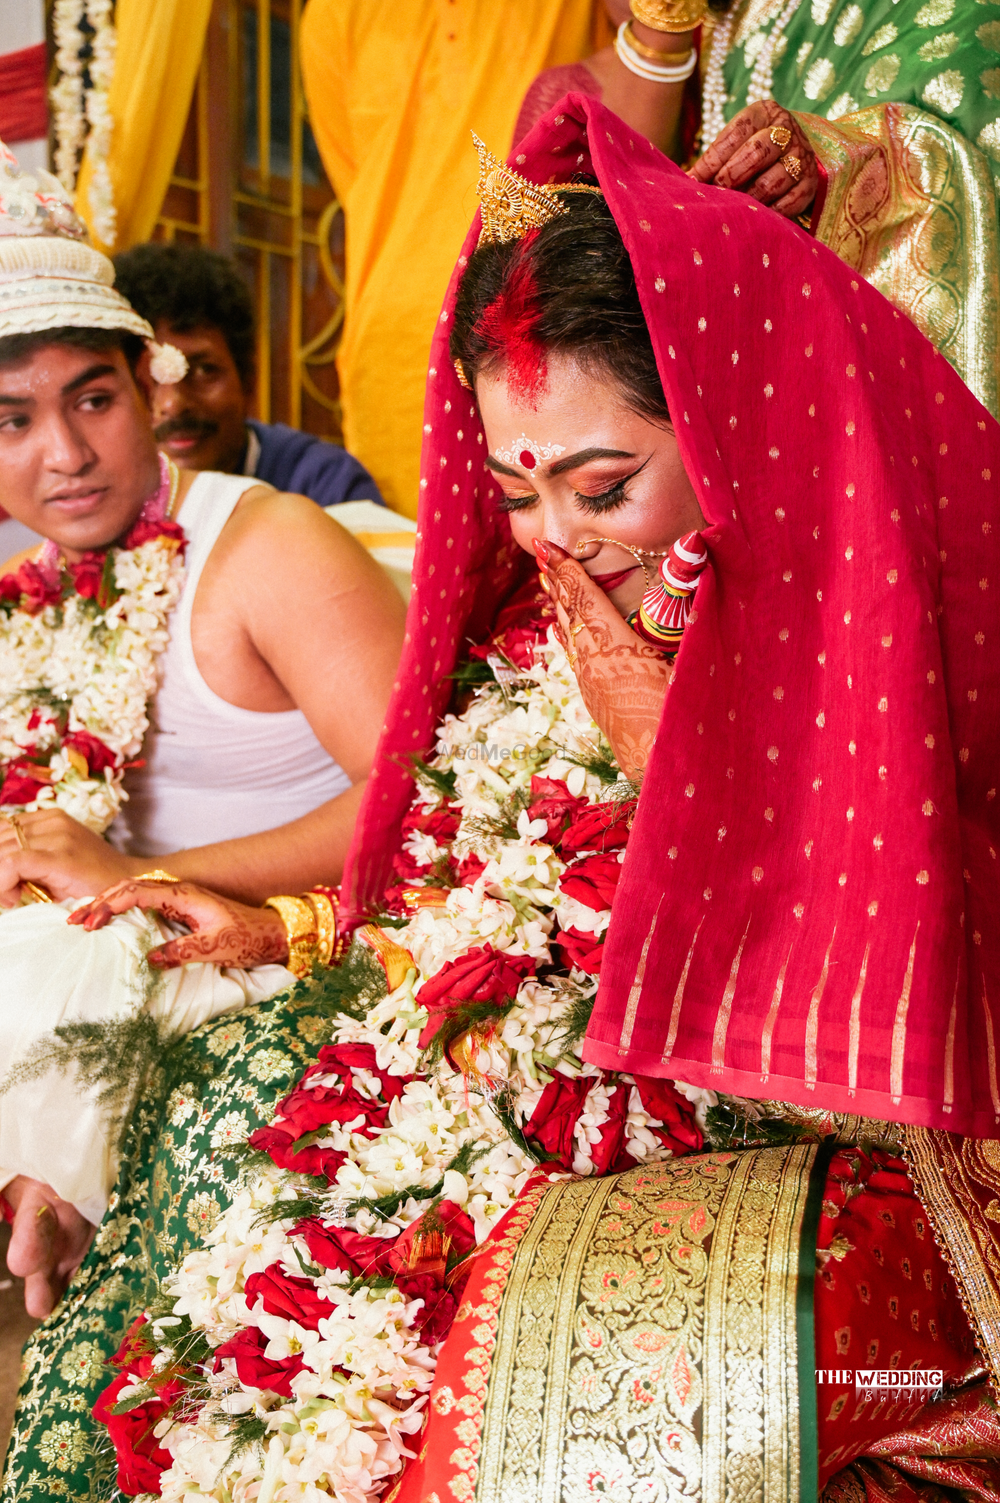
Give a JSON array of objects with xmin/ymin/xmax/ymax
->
[
  {"xmin": 782, "ymin": 153, "xmax": 803, "ymax": 182},
  {"xmin": 769, "ymin": 124, "xmax": 792, "ymax": 150},
  {"xmin": 3, "ymin": 813, "xmax": 28, "ymax": 851},
  {"xmin": 569, "ymin": 620, "xmax": 585, "ymax": 639}
]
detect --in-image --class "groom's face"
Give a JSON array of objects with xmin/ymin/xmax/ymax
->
[{"xmin": 0, "ymin": 340, "xmax": 161, "ymax": 561}]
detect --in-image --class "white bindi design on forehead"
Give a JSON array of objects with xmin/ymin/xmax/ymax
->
[{"xmin": 493, "ymin": 435, "xmax": 566, "ymax": 471}]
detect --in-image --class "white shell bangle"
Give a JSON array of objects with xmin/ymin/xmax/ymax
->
[{"xmin": 614, "ymin": 21, "xmax": 698, "ymax": 82}]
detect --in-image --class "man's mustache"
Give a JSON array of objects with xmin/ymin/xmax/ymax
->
[{"xmin": 153, "ymin": 417, "xmax": 218, "ymax": 442}]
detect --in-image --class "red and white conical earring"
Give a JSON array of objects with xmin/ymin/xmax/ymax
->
[{"xmin": 628, "ymin": 531, "xmax": 708, "ymax": 652}]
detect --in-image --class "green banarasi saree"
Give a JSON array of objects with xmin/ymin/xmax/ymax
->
[
  {"xmin": 1, "ymin": 993, "xmax": 319, "ymax": 1502},
  {"xmin": 703, "ymin": 0, "xmax": 1000, "ymax": 418},
  {"xmin": 706, "ymin": 0, "xmax": 1000, "ymax": 191}
]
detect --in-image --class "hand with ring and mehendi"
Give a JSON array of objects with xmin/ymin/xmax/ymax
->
[
  {"xmin": 67, "ymin": 877, "xmax": 289, "ymax": 970},
  {"xmin": 537, "ymin": 540, "xmax": 671, "ymax": 785},
  {"xmin": 689, "ymin": 100, "xmax": 819, "ymax": 220}
]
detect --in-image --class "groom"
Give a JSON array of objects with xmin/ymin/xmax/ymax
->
[{"xmin": 0, "ymin": 148, "xmax": 406, "ymax": 1317}]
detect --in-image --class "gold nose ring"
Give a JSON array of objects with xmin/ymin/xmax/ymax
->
[{"xmin": 573, "ymin": 536, "xmax": 669, "ymax": 589}]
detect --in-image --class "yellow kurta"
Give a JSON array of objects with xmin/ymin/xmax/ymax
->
[{"xmin": 301, "ymin": 0, "xmax": 607, "ymax": 517}]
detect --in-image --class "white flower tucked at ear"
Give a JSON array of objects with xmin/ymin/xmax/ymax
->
[{"xmin": 147, "ymin": 340, "xmax": 188, "ymax": 385}]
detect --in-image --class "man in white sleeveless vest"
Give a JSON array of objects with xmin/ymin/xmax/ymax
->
[{"xmin": 0, "ymin": 143, "xmax": 405, "ymax": 1315}]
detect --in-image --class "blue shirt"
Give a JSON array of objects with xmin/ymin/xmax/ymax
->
[{"xmin": 245, "ymin": 420, "xmax": 384, "ymax": 507}]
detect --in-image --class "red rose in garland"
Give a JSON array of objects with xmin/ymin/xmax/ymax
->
[
  {"xmin": 632, "ymin": 1077, "xmax": 703, "ymax": 1155},
  {"xmin": 560, "ymin": 799, "xmax": 633, "ymax": 855},
  {"xmin": 244, "ymin": 1264, "xmax": 335, "ymax": 1329},
  {"xmin": 558, "ymin": 851, "xmax": 623, "ymax": 910},
  {"xmin": 67, "ymin": 550, "xmax": 110, "ymax": 603},
  {"xmin": 213, "ymin": 1325, "xmax": 307, "ymax": 1398},
  {"xmin": 122, "ymin": 515, "xmax": 186, "ymax": 551},
  {"xmin": 417, "ymin": 944, "xmax": 535, "ymax": 1052},
  {"xmin": 527, "ymin": 775, "xmax": 589, "ymax": 845},
  {"xmin": 394, "ymin": 802, "xmax": 462, "ymax": 881},
  {"xmin": 62, "ymin": 729, "xmax": 118, "ymax": 776},
  {"xmin": 293, "ymin": 1218, "xmax": 397, "ymax": 1280},
  {"xmin": 92, "ymin": 1318, "xmax": 182, "ymax": 1498},
  {"xmin": 523, "ymin": 1073, "xmax": 592, "ymax": 1168},
  {"xmin": 0, "ymin": 453, "xmax": 186, "ymax": 832},
  {"xmin": 556, "ymin": 925, "xmax": 607, "ymax": 976},
  {"xmin": 249, "ymin": 1042, "xmax": 408, "ymax": 1179},
  {"xmin": 0, "ymin": 761, "xmax": 51, "ymax": 807},
  {"xmin": 587, "ymin": 1083, "xmax": 632, "ymax": 1176}
]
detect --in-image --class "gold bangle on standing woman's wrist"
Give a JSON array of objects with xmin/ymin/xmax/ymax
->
[{"xmin": 630, "ymin": 0, "xmax": 707, "ymax": 33}]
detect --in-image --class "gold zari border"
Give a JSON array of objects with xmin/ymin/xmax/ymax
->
[
  {"xmin": 474, "ymin": 1147, "xmax": 817, "ymax": 1503},
  {"xmin": 803, "ymin": 103, "xmax": 1000, "ymax": 419},
  {"xmin": 905, "ymin": 1126, "xmax": 1000, "ymax": 1390}
]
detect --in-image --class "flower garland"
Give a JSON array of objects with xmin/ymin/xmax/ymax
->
[
  {"xmin": 51, "ymin": 0, "xmax": 86, "ymax": 194},
  {"xmin": 0, "ymin": 457, "xmax": 185, "ymax": 832},
  {"xmin": 51, "ymin": 0, "xmax": 118, "ymax": 246},
  {"xmin": 95, "ymin": 586, "xmax": 716, "ymax": 1501}
]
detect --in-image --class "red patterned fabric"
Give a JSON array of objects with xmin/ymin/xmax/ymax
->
[
  {"xmin": 0, "ymin": 44, "xmax": 48, "ymax": 144},
  {"xmin": 822, "ymin": 1385, "xmax": 1000, "ymax": 1501},
  {"xmin": 814, "ymin": 1148, "xmax": 983, "ymax": 1489}
]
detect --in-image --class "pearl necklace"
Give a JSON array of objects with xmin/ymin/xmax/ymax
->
[{"xmin": 701, "ymin": 0, "xmax": 806, "ymax": 145}]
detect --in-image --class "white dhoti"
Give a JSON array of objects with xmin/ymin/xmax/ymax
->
[{"xmin": 0, "ymin": 900, "xmax": 294, "ymax": 1224}]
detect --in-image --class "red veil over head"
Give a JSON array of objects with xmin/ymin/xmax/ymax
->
[{"xmin": 343, "ymin": 95, "xmax": 1000, "ymax": 1136}]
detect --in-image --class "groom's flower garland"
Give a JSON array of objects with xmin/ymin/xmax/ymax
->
[
  {"xmin": 95, "ymin": 589, "xmax": 713, "ymax": 1503},
  {"xmin": 0, "ymin": 457, "xmax": 185, "ymax": 832}
]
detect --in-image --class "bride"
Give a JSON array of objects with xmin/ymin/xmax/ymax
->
[{"xmin": 5, "ymin": 96, "xmax": 1000, "ymax": 1502}]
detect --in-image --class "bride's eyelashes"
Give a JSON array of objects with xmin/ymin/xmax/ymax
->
[
  {"xmin": 574, "ymin": 480, "xmax": 629, "ymax": 514},
  {"xmin": 494, "ymin": 458, "xmax": 651, "ymax": 515},
  {"xmin": 495, "ymin": 491, "xmax": 539, "ymax": 513},
  {"xmin": 573, "ymin": 458, "xmax": 650, "ymax": 515}
]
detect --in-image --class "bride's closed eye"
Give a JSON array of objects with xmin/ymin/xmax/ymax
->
[
  {"xmin": 495, "ymin": 490, "xmax": 539, "ymax": 513},
  {"xmin": 574, "ymin": 479, "xmax": 629, "ymax": 515},
  {"xmin": 573, "ymin": 458, "xmax": 650, "ymax": 515}
]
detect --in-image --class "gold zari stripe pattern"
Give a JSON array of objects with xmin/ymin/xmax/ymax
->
[
  {"xmin": 802, "ymin": 104, "xmax": 1000, "ymax": 419},
  {"xmin": 904, "ymin": 1126, "xmax": 1000, "ymax": 1390},
  {"xmin": 473, "ymin": 1148, "xmax": 818, "ymax": 1503}
]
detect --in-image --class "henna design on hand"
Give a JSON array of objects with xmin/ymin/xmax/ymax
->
[
  {"xmin": 690, "ymin": 100, "xmax": 818, "ymax": 220},
  {"xmin": 68, "ymin": 881, "xmax": 289, "ymax": 969},
  {"xmin": 544, "ymin": 544, "xmax": 670, "ymax": 783}
]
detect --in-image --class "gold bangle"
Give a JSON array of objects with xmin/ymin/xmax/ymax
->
[
  {"xmin": 134, "ymin": 869, "xmax": 181, "ymax": 882},
  {"xmin": 623, "ymin": 19, "xmax": 693, "ymax": 60},
  {"xmin": 630, "ymin": 0, "xmax": 706, "ymax": 32},
  {"xmin": 303, "ymin": 890, "xmax": 337, "ymax": 968},
  {"xmin": 264, "ymin": 894, "xmax": 319, "ymax": 979}
]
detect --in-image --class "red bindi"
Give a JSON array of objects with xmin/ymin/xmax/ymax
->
[{"xmin": 519, "ymin": 450, "xmax": 536, "ymax": 470}]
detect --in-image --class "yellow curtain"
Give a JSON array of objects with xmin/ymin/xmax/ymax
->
[
  {"xmin": 302, "ymin": 0, "xmax": 608, "ymax": 517},
  {"xmin": 75, "ymin": 0, "xmax": 212, "ymax": 254}
]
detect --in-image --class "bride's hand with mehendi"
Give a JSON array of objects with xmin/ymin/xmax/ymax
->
[
  {"xmin": 689, "ymin": 101, "xmax": 819, "ymax": 220},
  {"xmin": 538, "ymin": 541, "xmax": 670, "ymax": 785},
  {"xmin": 67, "ymin": 878, "xmax": 289, "ymax": 969}
]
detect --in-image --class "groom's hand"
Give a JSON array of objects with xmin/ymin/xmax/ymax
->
[
  {"xmin": 539, "ymin": 541, "xmax": 670, "ymax": 783},
  {"xmin": 0, "ymin": 808, "xmax": 138, "ymax": 908},
  {"xmin": 3, "ymin": 1176, "xmax": 95, "ymax": 1320},
  {"xmin": 66, "ymin": 877, "xmax": 290, "ymax": 969}
]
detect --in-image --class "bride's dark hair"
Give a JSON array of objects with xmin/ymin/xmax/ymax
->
[{"xmin": 450, "ymin": 191, "xmax": 669, "ymax": 424}]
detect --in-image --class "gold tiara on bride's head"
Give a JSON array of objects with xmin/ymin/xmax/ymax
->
[{"xmin": 473, "ymin": 133, "xmax": 603, "ymax": 248}]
